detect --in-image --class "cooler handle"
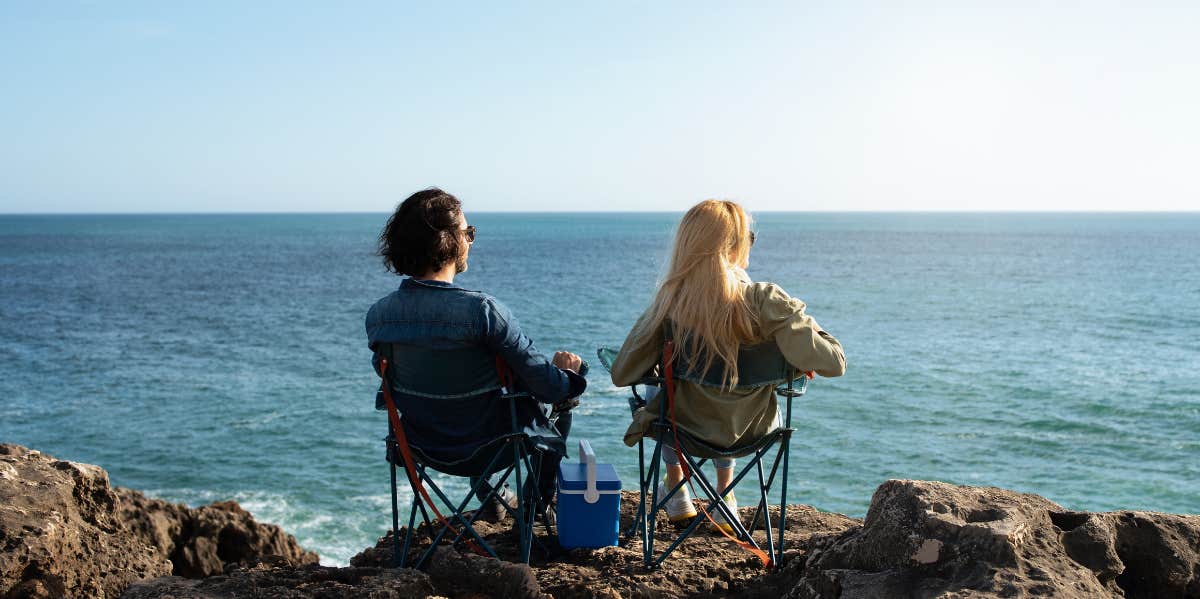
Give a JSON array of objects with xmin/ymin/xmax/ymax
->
[{"xmin": 578, "ymin": 439, "xmax": 599, "ymax": 504}]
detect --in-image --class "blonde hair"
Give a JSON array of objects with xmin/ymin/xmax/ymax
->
[{"xmin": 642, "ymin": 199, "xmax": 758, "ymax": 389}]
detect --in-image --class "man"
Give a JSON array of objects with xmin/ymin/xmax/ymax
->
[{"xmin": 365, "ymin": 187, "xmax": 585, "ymax": 519}]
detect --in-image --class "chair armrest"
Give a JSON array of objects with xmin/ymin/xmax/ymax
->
[
  {"xmin": 775, "ymin": 375, "xmax": 809, "ymax": 398},
  {"xmin": 596, "ymin": 347, "xmax": 618, "ymax": 373},
  {"xmin": 627, "ymin": 396, "xmax": 645, "ymax": 416}
]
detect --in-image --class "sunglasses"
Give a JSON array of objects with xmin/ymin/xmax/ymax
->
[
  {"xmin": 462, "ymin": 225, "xmax": 476, "ymax": 243},
  {"xmin": 749, "ymin": 230, "xmax": 757, "ymax": 246}
]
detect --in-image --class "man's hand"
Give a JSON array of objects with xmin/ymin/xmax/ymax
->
[{"xmin": 552, "ymin": 351, "xmax": 582, "ymax": 374}]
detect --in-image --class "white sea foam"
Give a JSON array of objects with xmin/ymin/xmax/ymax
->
[{"xmin": 144, "ymin": 488, "xmax": 372, "ymax": 566}]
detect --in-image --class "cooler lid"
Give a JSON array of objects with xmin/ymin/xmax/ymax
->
[{"xmin": 558, "ymin": 462, "xmax": 621, "ymax": 491}]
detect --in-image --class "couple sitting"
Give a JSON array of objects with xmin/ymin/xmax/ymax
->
[{"xmin": 366, "ymin": 188, "xmax": 845, "ymax": 528}]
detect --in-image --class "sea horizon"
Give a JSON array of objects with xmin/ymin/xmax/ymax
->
[{"xmin": 3, "ymin": 209, "xmax": 1199, "ymax": 216}]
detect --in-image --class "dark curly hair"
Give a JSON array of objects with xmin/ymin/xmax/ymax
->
[{"xmin": 378, "ymin": 188, "xmax": 467, "ymax": 276}]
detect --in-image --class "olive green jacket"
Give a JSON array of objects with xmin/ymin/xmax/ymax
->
[{"xmin": 611, "ymin": 282, "xmax": 846, "ymax": 451}]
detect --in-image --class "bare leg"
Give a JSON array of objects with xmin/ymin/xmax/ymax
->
[
  {"xmin": 664, "ymin": 463, "xmax": 686, "ymax": 489},
  {"xmin": 716, "ymin": 466, "xmax": 734, "ymax": 497},
  {"xmin": 667, "ymin": 464, "xmax": 733, "ymax": 495}
]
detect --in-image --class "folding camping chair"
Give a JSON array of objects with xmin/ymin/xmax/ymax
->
[
  {"xmin": 597, "ymin": 338, "xmax": 810, "ymax": 570},
  {"xmin": 374, "ymin": 344, "xmax": 556, "ymax": 568}
]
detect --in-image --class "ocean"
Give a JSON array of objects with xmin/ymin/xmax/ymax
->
[{"xmin": 1, "ymin": 212, "xmax": 1197, "ymax": 565}]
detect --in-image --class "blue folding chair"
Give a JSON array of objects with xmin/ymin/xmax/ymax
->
[
  {"xmin": 597, "ymin": 336, "xmax": 810, "ymax": 570},
  {"xmin": 374, "ymin": 344, "xmax": 558, "ymax": 568}
]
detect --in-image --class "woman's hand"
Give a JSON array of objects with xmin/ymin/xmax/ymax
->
[{"xmin": 552, "ymin": 351, "xmax": 583, "ymax": 373}]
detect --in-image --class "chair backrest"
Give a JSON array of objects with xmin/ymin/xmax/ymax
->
[
  {"xmin": 377, "ymin": 343, "xmax": 503, "ymax": 399},
  {"xmin": 665, "ymin": 322, "xmax": 799, "ymax": 391},
  {"xmin": 376, "ymin": 342, "xmax": 543, "ymax": 467}
]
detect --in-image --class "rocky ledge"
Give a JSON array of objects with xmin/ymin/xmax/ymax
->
[
  {"xmin": 2, "ymin": 444, "xmax": 1197, "ymax": 598},
  {"xmin": 0, "ymin": 444, "xmax": 317, "ymax": 598}
]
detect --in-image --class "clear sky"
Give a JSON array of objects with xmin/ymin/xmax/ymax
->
[{"xmin": 2, "ymin": 2, "xmax": 1198, "ymax": 213}]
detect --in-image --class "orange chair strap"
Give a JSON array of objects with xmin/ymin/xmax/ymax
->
[
  {"xmin": 495, "ymin": 355, "xmax": 515, "ymax": 391},
  {"xmin": 663, "ymin": 341, "xmax": 689, "ymax": 481},
  {"xmin": 662, "ymin": 340, "xmax": 771, "ymax": 568},
  {"xmin": 379, "ymin": 358, "xmax": 486, "ymax": 556}
]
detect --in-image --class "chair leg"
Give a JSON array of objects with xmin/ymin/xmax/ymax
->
[
  {"xmin": 756, "ymin": 456, "xmax": 776, "ymax": 566},
  {"xmin": 524, "ymin": 449, "xmax": 541, "ymax": 562},
  {"xmin": 415, "ymin": 492, "xmax": 434, "ymax": 529},
  {"xmin": 439, "ymin": 443, "xmax": 542, "ymax": 563},
  {"xmin": 510, "ymin": 438, "xmax": 529, "ymax": 563},
  {"xmin": 649, "ymin": 452, "xmax": 725, "ymax": 568},
  {"xmin": 641, "ymin": 428, "xmax": 792, "ymax": 569},
  {"xmin": 393, "ymin": 459, "xmax": 432, "ymax": 569},
  {"xmin": 401, "ymin": 497, "xmax": 419, "ymax": 568},
  {"xmin": 449, "ymin": 463, "xmax": 517, "ymax": 546},
  {"xmin": 515, "ymin": 447, "xmax": 538, "ymax": 562},
  {"xmin": 651, "ymin": 495, "xmax": 709, "ymax": 569},
  {"xmin": 413, "ymin": 466, "xmax": 499, "ymax": 569},
  {"xmin": 753, "ymin": 445, "xmax": 783, "ymax": 524},
  {"xmin": 748, "ymin": 446, "xmax": 769, "ymax": 535},
  {"xmin": 389, "ymin": 452, "xmax": 402, "ymax": 568},
  {"xmin": 624, "ymin": 437, "xmax": 646, "ymax": 542},
  {"xmin": 644, "ymin": 451, "xmax": 711, "ymax": 568},
  {"xmin": 680, "ymin": 451, "xmax": 760, "ymax": 546},
  {"xmin": 644, "ymin": 437, "xmax": 664, "ymax": 568},
  {"xmin": 777, "ymin": 430, "xmax": 792, "ymax": 566}
]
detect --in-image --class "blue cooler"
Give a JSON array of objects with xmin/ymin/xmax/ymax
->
[{"xmin": 557, "ymin": 440, "xmax": 621, "ymax": 549}]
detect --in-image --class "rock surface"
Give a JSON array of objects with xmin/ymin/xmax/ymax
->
[
  {"xmin": 790, "ymin": 480, "xmax": 1200, "ymax": 599},
  {"xmin": 4, "ymin": 444, "xmax": 1198, "ymax": 598},
  {"xmin": 240, "ymin": 482, "xmax": 1200, "ymax": 599},
  {"xmin": 1, "ymin": 445, "xmax": 171, "ymax": 599},
  {"xmin": 121, "ymin": 559, "xmax": 436, "ymax": 599},
  {"xmin": 348, "ymin": 490, "xmax": 860, "ymax": 598},
  {"xmin": 0, "ymin": 444, "xmax": 317, "ymax": 598},
  {"xmin": 117, "ymin": 487, "xmax": 319, "ymax": 578}
]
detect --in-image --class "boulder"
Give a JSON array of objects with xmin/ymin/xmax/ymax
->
[
  {"xmin": 117, "ymin": 488, "xmax": 319, "ymax": 578},
  {"xmin": 788, "ymin": 479, "xmax": 1200, "ymax": 599},
  {"xmin": 0, "ymin": 444, "xmax": 318, "ymax": 598},
  {"xmin": 1083, "ymin": 511, "xmax": 1200, "ymax": 598},
  {"xmin": 0, "ymin": 444, "xmax": 171, "ymax": 599}
]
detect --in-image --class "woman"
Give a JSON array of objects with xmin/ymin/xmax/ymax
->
[{"xmin": 610, "ymin": 199, "xmax": 845, "ymax": 530}]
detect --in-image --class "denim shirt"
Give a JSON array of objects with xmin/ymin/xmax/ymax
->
[{"xmin": 366, "ymin": 278, "xmax": 586, "ymax": 460}]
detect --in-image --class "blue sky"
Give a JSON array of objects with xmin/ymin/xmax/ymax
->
[{"xmin": 2, "ymin": 2, "xmax": 1198, "ymax": 213}]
